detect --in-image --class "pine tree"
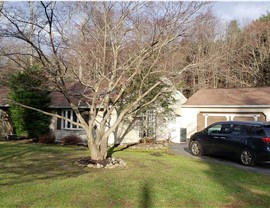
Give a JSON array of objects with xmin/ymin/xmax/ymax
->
[{"xmin": 8, "ymin": 66, "xmax": 51, "ymax": 140}]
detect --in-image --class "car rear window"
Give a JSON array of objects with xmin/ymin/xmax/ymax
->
[
  {"xmin": 263, "ymin": 125, "xmax": 270, "ymax": 137},
  {"xmin": 247, "ymin": 125, "xmax": 265, "ymax": 137}
]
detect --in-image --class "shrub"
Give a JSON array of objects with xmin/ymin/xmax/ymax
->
[
  {"xmin": 17, "ymin": 136, "xmax": 29, "ymax": 140},
  {"xmin": 61, "ymin": 135, "xmax": 81, "ymax": 145},
  {"xmin": 38, "ymin": 133, "xmax": 55, "ymax": 144},
  {"xmin": 7, "ymin": 65, "xmax": 51, "ymax": 140}
]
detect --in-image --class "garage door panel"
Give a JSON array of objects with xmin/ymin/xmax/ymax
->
[
  {"xmin": 197, "ymin": 112, "xmax": 266, "ymax": 132},
  {"xmin": 233, "ymin": 116, "xmax": 252, "ymax": 121},
  {"xmin": 233, "ymin": 115, "xmax": 265, "ymax": 122},
  {"xmin": 208, "ymin": 116, "xmax": 227, "ymax": 125}
]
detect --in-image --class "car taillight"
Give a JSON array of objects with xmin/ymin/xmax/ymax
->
[{"xmin": 262, "ymin": 137, "xmax": 270, "ymax": 143}]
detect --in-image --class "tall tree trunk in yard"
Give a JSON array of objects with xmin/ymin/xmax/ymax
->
[
  {"xmin": 87, "ymin": 126, "xmax": 109, "ymax": 160},
  {"xmin": 89, "ymin": 143, "xmax": 108, "ymax": 161}
]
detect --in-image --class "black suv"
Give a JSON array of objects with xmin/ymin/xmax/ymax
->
[{"xmin": 189, "ymin": 121, "xmax": 270, "ymax": 166}]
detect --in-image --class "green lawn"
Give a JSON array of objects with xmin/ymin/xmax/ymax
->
[{"xmin": 0, "ymin": 141, "xmax": 270, "ymax": 208}]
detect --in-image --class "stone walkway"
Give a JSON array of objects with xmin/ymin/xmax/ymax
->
[{"xmin": 168, "ymin": 143, "xmax": 192, "ymax": 157}]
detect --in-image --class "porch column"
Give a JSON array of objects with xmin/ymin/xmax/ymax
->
[{"xmin": 204, "ymin": 114, "xmax": 208, "ymax": 128}]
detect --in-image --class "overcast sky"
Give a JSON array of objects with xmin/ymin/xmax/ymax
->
[{"xmin": 213, "ymin": 1, "xmax": 270, "ymax": 25}]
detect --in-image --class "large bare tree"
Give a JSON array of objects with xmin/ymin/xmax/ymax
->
[{"xmin": 0, "ymin": 1, "xmax": 211, "ymax": 160}]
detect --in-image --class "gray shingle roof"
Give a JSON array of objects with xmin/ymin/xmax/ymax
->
[
  {"xmin": 0, "ymin": 85, "xmax": 89, "ymax": 108},
  {"xmin": 184, "ymin": 87, "xmax": 270, "ymax": 106}
]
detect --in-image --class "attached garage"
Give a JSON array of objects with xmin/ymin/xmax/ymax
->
[
  {"xmin": 181, "ymin": 87, "xmax": 270, "ymax": 138},
  {"xmin": 197, "ymin": 112, "xmax": 266, "ymax": 132}
]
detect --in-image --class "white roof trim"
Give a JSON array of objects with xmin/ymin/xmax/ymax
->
[{"xmin": 48, "ymin": 105, "xmax": 89, "ymax": 109}]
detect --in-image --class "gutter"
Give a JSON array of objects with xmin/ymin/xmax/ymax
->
[
  {"xmin": 0, "ymin": 104, "xmax": 9, "ymax": 108},
  {"xmin": 0, "ymin": 104, "xmax": 90, "ymax": 110},
  {"xmin": 48, "ymin": 105, "xmax": 89, "ymax": 109}
]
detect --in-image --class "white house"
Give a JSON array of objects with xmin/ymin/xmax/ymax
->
[
  {"xmin": 49, "ymin": 89, "xmax": 187, "ymax": 144},
  {"xmin": 0, "ymin": 84, "xmax": 188, "ymax": 144}
]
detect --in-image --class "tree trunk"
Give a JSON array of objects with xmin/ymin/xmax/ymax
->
[{"xmin": 88, "ymin": 133, "xmax": 108, "ymax": 161}]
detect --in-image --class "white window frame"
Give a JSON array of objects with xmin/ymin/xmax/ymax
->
[
  {"xmin": 61, "ymin": 110, "xmax": 82, "ymax": 130},
  {"xmin": 138, "ymin": 110, "xmax": 157, "ymax": 138}
]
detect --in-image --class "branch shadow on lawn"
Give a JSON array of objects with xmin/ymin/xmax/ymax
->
[
  {"xmin": 107, "ymin": 143, "xmax": 138, "ymax": 158},
  {"xmin": 0, "ymin": 142, "xmax": 90, "ymax": 186}
]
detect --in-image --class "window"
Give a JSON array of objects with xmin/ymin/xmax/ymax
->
[
  {"xmin": 207, "ymin": 124, "xmax": 222, "ymax": 134},
  {"xmin": 137, "ymin": 110, "xmax": 156, "ymax": 138},
  {"xmin": 220, "ymin": 124, "xmax": 232, "ymax": 134},
  {"xmin": 263, "ymin": 126, "xmax": 270, "ymax": 137},
  {"xmin": 247, "ymin": 125, "xmax": 265, "ymax": 137},
  {"xmin": 146, "ymin": 110, "xmax": 156, "ymax": 137},
  {"xmin": 231, "ymin": 124, "xmax": 242, "ymax": 135},
  {"xmin": 61, "ymin": 110, "xmax": 82, "ymax": 130},
  {"xmin": 209, "ymin": 124, "xmax": 243, "ymax": 135},
  {"xmin": 208, "ymin": 123, "xmax": 244, "ymax": 136}
]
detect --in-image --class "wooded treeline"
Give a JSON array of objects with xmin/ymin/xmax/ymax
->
[{"xmin": 172, "ymin": 12, "xmax": 270, "ymax": 97}]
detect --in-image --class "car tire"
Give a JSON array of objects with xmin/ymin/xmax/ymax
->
[
  {"xmin": 239, "ymin": 148, "xmax": 255, "ymax": 166},
  {"xmin": 190, "ymin": 141, "xmax": 203, "ymax": 156}
]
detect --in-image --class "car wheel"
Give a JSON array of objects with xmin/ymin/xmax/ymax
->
[
  {"xmin": 239, "ymin": 148, "xmax": 255, "ymax": 166},
  {"xmin": 190, "ymin": 141, "xmax": 203, "ymax": 156}
]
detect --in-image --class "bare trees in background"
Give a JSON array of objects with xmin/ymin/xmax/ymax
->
[
  {"xmin": 177, "ymin": 13, "xmax": 270, "ymax": 97},
  {"xmin": 0, "ymin": 1, "xmax": 211, "ymax": 160},
  {"xmin": 238, "ymin": 19, "xmax": 270, "ymax": 86}
]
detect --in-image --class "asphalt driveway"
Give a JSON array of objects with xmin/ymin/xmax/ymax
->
[{"xmin": 168, "ymin": 143, "xmax": 270, "ymax": 176}]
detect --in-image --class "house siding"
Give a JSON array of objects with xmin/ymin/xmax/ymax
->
[
  {"xmin": 51, "ymin": 109, "xmax": 185, "ymax": 145},
  {"xmin": 50, "ymin": 109, "xmax": 142, "ymax": 145},
  {"xmin": 49, "ymin": 90, "xmax": 187, "ymax": 144}
]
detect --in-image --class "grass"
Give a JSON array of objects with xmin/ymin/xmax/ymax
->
[{"xmin": 0, "ymin": 141, "xmax": 270, "ymax": 208}]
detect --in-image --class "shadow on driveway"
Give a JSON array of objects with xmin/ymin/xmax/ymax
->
[{"xmin": 168, "ymin": 143, "xmax": 270, "ymax": 176}]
